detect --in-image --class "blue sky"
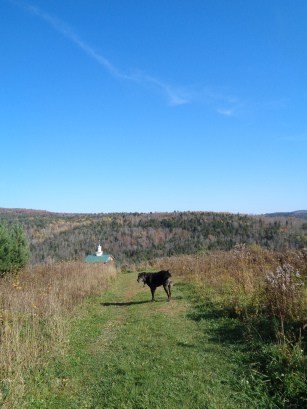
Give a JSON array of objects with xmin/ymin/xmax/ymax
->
[{"xmin": 1, "ymin": 0, "xmax": 306, "ymax": 214}]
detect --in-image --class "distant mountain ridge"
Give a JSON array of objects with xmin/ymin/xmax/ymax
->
[
  {"xmin": 1, "ymin": 207, "xmax": 307, "ymax": 218},
  {"xmin": 265, "ymin": 210, "xmax": 307, "ymax": 219},
  {"xmin": 0, "ymin": 208, "xmax": 52, "ymax": 215},
  {"xmin": 0, "ymin": 208, "xmax": 92, "ymax": 216},
  {"xmin": 0, "ymin": 207, "xmax": 306, "ymax": 265}
]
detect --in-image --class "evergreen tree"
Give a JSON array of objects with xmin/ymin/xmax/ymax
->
[
  {"xmin": 0, "ymin": 222, "xmax": 30, "ymax": 276},
  {"xmin": 0, "ymin": 223, "xmax": 12, "ymax": 275},
  {"xmin": 10, "ymin": 224, "xmax": 30, "ymax": 271}
]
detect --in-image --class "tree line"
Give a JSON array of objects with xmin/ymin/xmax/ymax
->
[{"xmin": 0, "ymin": 210, "xmax": 305, "ymax": 265}]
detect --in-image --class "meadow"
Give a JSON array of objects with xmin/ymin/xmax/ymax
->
[
  {"xmin": 151, "ymin": 245, "xmax": 307, "ymax": 407},
  {"xmin": 0, "ymin": 246, "xmax": 306, "ymax": 408},
  {"xmin": 0, "ymin": 261, "xmax": 117, "ymax": 407}
]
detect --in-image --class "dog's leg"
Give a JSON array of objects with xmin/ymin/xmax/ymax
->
[
  {"xmin": 163, "ymin": 284, "xmax": 171, "ymax": 301},
  {"xmin": 163, "ymin": 284, "xmax": 169, "ymax": 300},
  {"xmin": 150, "ymin": 286, "xmax": 156, "ymax": 302},
  {"xmin": 163, "ymin": 279, "xmax": 172, "ymax": 301},
  {"xmin": 168, "ymin": 282, "xmax": 172, "ymax": 301}
]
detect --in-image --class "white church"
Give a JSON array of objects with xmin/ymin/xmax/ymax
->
[{"xmin": 85, "ymin": 242, "xmax": 114, "ymax": 264}]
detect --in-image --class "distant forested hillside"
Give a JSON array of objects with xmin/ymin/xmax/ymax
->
[
  {"xmin": 265, "ymin": 210, "xmax": 307, "ymax": 219},
  {"xmin": 0, "ymin": 209, "xmax": 306, "ymax": 264}
]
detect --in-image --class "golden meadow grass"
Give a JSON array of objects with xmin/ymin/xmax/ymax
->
[
  {"xmin": 0, "ymin": 261, "xmax": 117, "ymax": 404},
  {"xmin": 1, "ymin": 248, "xmax": 306, "ymax": 407},
  {"xmin": 151, "ymin": 247, "xmax": 307, "ymax": 400},
  {"xmin": 151, "ymin": 245, "xmax": 307, "ymax": 322}
]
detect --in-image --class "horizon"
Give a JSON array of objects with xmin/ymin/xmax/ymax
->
[
  {"xmin": 1, "ymin": 206, "xmax": 306, "ymax": 217},
  {"xmin": 1, "ymin": 1, "xmax": 306, "ymax": 214}
]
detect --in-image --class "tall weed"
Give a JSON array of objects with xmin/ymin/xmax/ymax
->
[
  {"xmin": 148, "ymin": 246, "xmax": 307, "ymax": 407},
  {"xmin": 0, "ymin": 261, "xmax": 117, "ymax": 407}
]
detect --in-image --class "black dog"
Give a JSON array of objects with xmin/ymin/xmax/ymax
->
[{"xmin": 137, "ymin": 270, "xmax": 172, "ymax": 302}]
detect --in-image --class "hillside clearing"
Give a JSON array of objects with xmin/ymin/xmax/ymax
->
[{"xmin": 20, "ymin": 271, "xmax": 262, "ymax": 409}]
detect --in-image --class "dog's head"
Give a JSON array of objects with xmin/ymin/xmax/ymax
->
[{"xmin": 137, "ymin": 272, "xmax": 147, "ymax": 284}]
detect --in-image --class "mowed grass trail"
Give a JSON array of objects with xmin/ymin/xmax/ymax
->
[{"xmin": 26, "ymin": 272, "xmax": 254, "ymax": 409}]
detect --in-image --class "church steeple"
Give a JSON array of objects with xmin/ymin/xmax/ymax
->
[
  {"xmin": 96, "ymin": 242, "xmax": 103, "ymax": 256},
  {"xmin": 85, "ymin": 242, "xmax": 113, "ymax": 264}
]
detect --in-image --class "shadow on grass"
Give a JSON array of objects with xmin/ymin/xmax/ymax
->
[
  {"xmin": 101, "ymin": 296, "xmax": 184, "ymax": 307},
  {"xmin": 187, "ymin": 300, "xmax": 302, "ymax": 346},
  {"xmin": 187, "ymin": 300, "xmax": 245, "ymax": 346},
  {"xmin": 177, "ymin": 342, "xmax": 196, "ymax": 348},
  {"xmin": 207, "ymin": 319, "xmax": 245, "ymax": 345},
  {"xmin": 101, "ymin": 300, "xmax": 151, "ymax": 307}
]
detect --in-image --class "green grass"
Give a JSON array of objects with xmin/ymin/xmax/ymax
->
[{"xmin": 21, "ymin": 272, "xmax": 268, "ymax": 409}]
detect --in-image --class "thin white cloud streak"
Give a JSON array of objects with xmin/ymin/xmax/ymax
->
[
  {"xmin": 217, "ymin": 108, "xmax": 235, "ymax": 117},
  {"xmin": 177, "ymin": 84, "xmax": 243, "ymax": 115},
  {"xmin": 13, "ymin": 1, "xmax": 188, "ymax": 106},
  {"xmin": 26, "ymin": 4, "xmax": 129, "ymax": 79},
  {"xmin": 129, "ymin": 72, "xmax": 189, "ymax": 106},
  {"xmin": 11, "ymin": 1, "xmax": 244, "ymax": 111}
]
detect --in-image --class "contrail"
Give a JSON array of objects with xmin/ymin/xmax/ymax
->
[
  {"xmin": 26, "ymin": 3, "xmax": 126, "ymax": 79},
  {"xmin": 11, "ymin": 0, "xmax": 188, "ymax": 106}
]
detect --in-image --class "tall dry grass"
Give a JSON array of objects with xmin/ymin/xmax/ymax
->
[
  {"xmin": 151, "ymin": 245, "xmax": 307, "ymax": 321},
  {"xmin": 137, "ymin": 246, "xmax": 307, "ymax": 406},
  {"xmin": 0, "ymin": 261, "xmax": 117, "ymax": 406}
]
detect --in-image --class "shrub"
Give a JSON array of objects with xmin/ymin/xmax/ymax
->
[
  {"xmin": 264, "ymin": 263, "xmax": 305, "ymax": 321},
  {"xmin": 0, "ymin": 223, "xmax": 30, "ymax": 276}
]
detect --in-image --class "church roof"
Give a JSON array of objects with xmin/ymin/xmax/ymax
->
[{"xmin": 85, "ymin": 254, "xmax": 112, "ymax": 263}]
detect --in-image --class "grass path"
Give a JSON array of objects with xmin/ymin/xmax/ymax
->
[{"xmin": 25, "ymin": 272, "xmax": 255, "ymax": 409}]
